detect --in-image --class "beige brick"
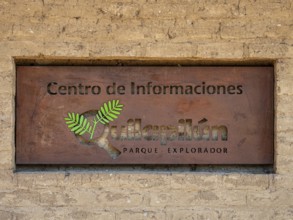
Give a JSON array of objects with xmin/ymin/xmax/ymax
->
[
  {"xmin": 247, "ymin": 190, "xmax": 293, "ymax": 207},
  {"xmin": 166, "ymin": 208, "xmax": 219, "ymax": 220},
  {"xmin": 287, "ymin": 40, "xmax": 293, "ymax": 57},
  {"xmin": 275, "ymin": 59, "xmax": 293, "ymax": 75},
  {"xmin": 94, "ymin": 2, "xmax": 142, "ymax": 19},
  {"xmin": 43, "ymin": 41, "xmax": 148, "ymax": 57},
  {"xmin": 272, "ymin": 175, "xmax": 293, "ymax": 191},
  {"xmin": 47, "ymin": 186, "xmax": 144, "ymax": 208},
  {"xmin": 0, "ymin": 93, "xmax": 14, "ymax": 121},
  {"xmin": 247, "ymin": 43, "xmax": 290, "ymax": 58},
  {"xmin": 276, "ymin": 115, "xmax": 293, "ymax": 132},
  {"xmin": 219, "ymin": 208, "xmax": 275, "ymax": 220},
  {"xmin": 145, "ymin": 42, "xmax": 198, "ymax": 57},
  {"xmin": 0, "ymin": 189, "xmax": 40, "ymax": 207},
  {"xmin": 170, "ymin": 174, "xmax": 221, "ymax": 190},
  {"xmin": 148, "ymin": 189, "xmax": 246, "ymax": 207},
  {"xmin": 56, "ymin": 173, "xmax": 83, "ymax": 187},
  {"xmin": 217, "ymin": 190, "xmax": 247, "ymax": 206},
  {"xmin": 39, "ymin": 188, "xmax": 89, "ymax": 207},
  {"xmin": 0, "ymin": 56, "xmax": 14, "ymax": 72},
  {"xmin": 275, "ymin": 121, "xmax": 292, "ymax": 139},
  {"xmin": 89, "ymin": 41, "xmax": 139, "ymax": 57},
  {"xmin": 0, "ymin": 41, "xmax": 44, "ymax": 57},
  {"xmin": 80, "ymin": 173, "xmax": 122, "ymax": 189},
  {"xmin": 3, "ymin": 23, "xmax": 46, "ymax": 42},
  {"xmin": 138, "ymin": 3, "xmax": 193, "ymax": 19},
  {"xmin": 191, "ymin": 0, "xmax": 240, "ymax": 19},
  {"xmin": 0, "ymin": 94, "xmax": 15, "ymax": 158},
  {"xmin": 0, "ymin": 22, "xmax": 12, "ymax": 41},
  {"xmin": 167, "ymin": 19, "xmax": 220, "ymax": 41},
  {"xmin": 0, "ymin": 70, "xmax": 14, "ymax": 94},
  {"xmin": 276, "ymin": 59, "xmax": 293, "ymax": 97},
  {"xmin": 95, "ymin": 189, "xmax": 143, "ymax": 208},
  {"xmin": 16, "ymin": 173, "xmax": 63, "ymax": 189},
  {"xmin": 3, "ymin": 207, "xmax": 116, "ymax": 220},
  {"xmin": 0, "ymin": 210, "xmax": 12, "ymax": 220},
  {"xmin": 221, "ymin": 20, "xmax": 266, "ymax": 39},
  {"xmin": 56, "ymin": 18, "xmax": 113, "ymax": 42},
  {"xmin": 149, "ymin": 191, "xmax": 172, "ymax": 207},
  {"xmin": 276, "ymin": 140, "xmax": 293, "ymax": 157},
  {"xmin": 68, "ymin": 209, "xmax": 115, "ymax": 220},
  {"xmin": 0, "ymin": 123, "xmax": 14, "ymax": 151},
  {"xmin": 272, "ymin": 207, "xmax": 293, "ymax": 220},
  {"xmin": 118, "ymin": 174, "xmax": 170, "ymax": 191},
  {"xmin": 1, "ymin": 0, "xmax": 43, "ymax": 16},
  {"xmin": 117, "ymin": 210, "xmax": 165, "ymax": 220},
  {"xmin": 242, "ymin": 0, "xmax": 292, "ymax": 18},
  {"xmin": 4, "ymin": 207, "xmax": 53, "ymax": 220},
  {"xmin": 222, "ymin": 174, "xmax": 269, "ymax": 190},
  {"xmin": 0, "ymin": 171, "xmax": 16, "ymax": 190},
  {"xmin": 276, "ymin": 76, "xmax": 293, "ymax": 95},
  {"xmin": 0, "ymin": 150, "xmax": 14, "ymax": 170},
  {"xmin": 246, "ymin": 191, "xmax": 271, "ymax": 207},
  {"xmin": 221, "ymin": 19, "xmax": 293, "ymax": 40},
  {"xmin": 45, "ymin": 190, "xmax": 79, "ymax": 207},
  {"xmin": 197, "ymin": 43, "xmax": 243, "ymax": 59},
  {"xmin": 275, "ymin": 155, "xmax": 293, "ymax": 174},
  {"xmin": 43, "ymin": 41, "xmax": 91, "ymax": 57}
]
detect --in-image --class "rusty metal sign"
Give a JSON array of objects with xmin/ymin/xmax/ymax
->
[{"xmin": 16, "ymin": 66, "xmax": 274, "ymax": 165}]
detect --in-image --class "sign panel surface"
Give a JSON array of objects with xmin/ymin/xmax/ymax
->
[{"xmin": 16, "ymin": 66, "xmax": 274, "ymax": 164}]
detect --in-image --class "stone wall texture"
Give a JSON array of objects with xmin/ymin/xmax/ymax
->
[{"xmin": 0, "ymin": 0, "xmax": 293, "ymax": 219}]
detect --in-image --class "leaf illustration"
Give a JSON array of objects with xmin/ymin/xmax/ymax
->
[
  {"xmin": 64, "ymin": 112, "xmax": 93, "ymax": 136},
  {"xmin": 64, "ymin": 100, "xmax": 124, "ymax": 140},
  {"xmin": 95, "ymin": 100, "xmax": 123, "ymax": 125}
]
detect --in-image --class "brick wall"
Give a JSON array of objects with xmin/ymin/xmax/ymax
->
[{"xmin": 0, "ymin": 0, "xmax": 292, "ymax": 219}]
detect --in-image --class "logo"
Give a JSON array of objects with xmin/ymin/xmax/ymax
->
[
  {"xmin": 64, "ymin": 100, "xmax": 124, "ymax": 159},
  {"xmin": 65, "ymin": 99, "xmax": 229, "ymax": 160}
]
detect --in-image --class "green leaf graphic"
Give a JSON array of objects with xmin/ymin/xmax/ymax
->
[
  {"xmin": 95, "ymin": 100, "xmax": 124, "ymax": 125},
  {"xmin": 64, "ymin": 100, "xmax": 124, "ymax": 140},
  {"xmin": 64, "ymin": 112, "xmax": 93, "ymax": 136}
]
